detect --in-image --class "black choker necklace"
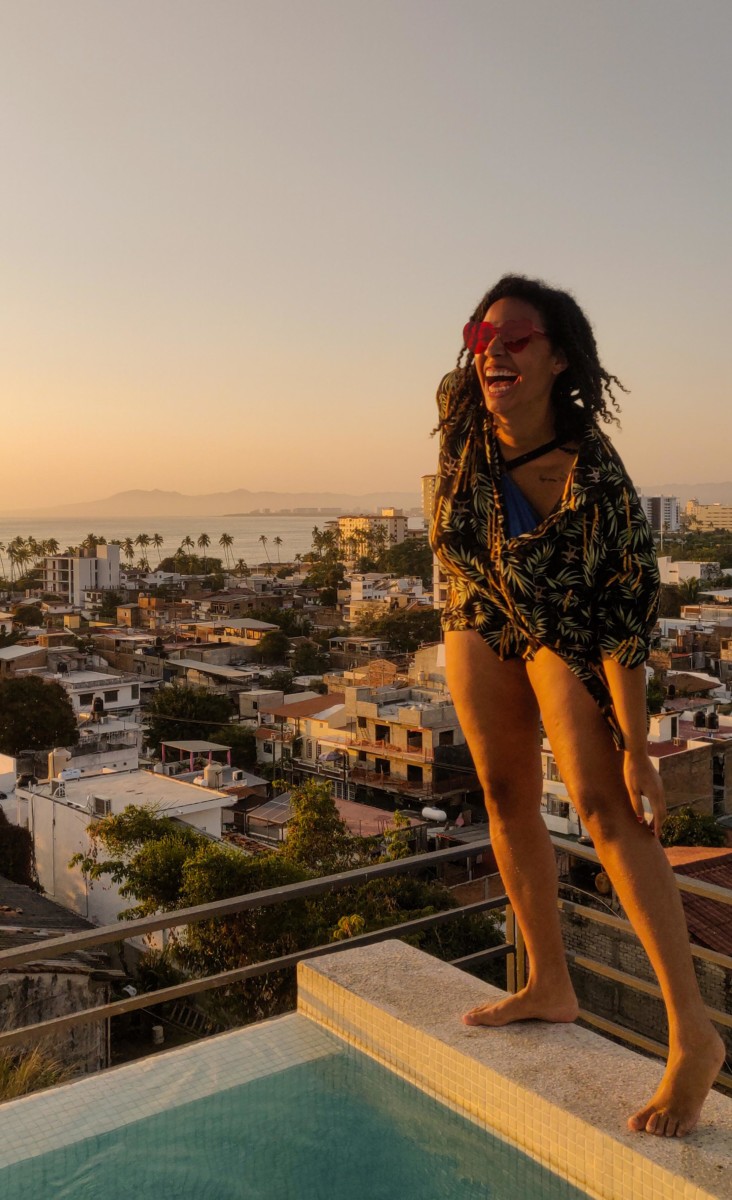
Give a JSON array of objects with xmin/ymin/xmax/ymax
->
[{"xmin": 500, "ymin": 437, "xmax": 562, "ymax": 472}]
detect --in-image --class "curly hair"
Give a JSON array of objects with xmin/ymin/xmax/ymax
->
[{"xmin": 433, "ymin": 274, "xmax": 626, "ymax": 443}]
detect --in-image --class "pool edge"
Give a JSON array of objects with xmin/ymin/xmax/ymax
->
[{"xmin": 297, "ymin": 940, "xmax": 732, "ymax": 1200}]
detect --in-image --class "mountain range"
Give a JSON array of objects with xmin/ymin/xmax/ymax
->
[
  {"xmin": 4, "ymin": 487, "xmax": 423, "ymax": 520},
  {"xmin": 4, "ymin": 480, "xmax": 732, "ymax": 520}
]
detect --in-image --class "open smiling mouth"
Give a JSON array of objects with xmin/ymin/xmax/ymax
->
[{"xmin": 485, "ymin": 371, "xmax": 520, "ymax": 398}]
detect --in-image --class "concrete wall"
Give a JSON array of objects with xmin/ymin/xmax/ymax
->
[{"xmin": 0, "ymin": 969, "xmax": 109, "ymax": 1075}]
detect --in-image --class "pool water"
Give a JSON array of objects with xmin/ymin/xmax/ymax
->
[{"xmin": 0, "ymin": 1019, "xmax": 589, "ymax": 1199}]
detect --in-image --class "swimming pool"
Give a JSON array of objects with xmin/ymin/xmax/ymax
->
[{"xmin": 0, "ymin": 1014, "xmax": 590, "ymax": 1200}]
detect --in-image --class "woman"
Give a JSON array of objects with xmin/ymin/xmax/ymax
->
[{"xmin": 429, "ymin": 274, "xmax": 725, "ymax": 1138}]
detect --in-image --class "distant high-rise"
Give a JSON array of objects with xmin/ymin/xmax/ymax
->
[
  {"xmin": 639, "ymin": 495, "xmax": 680, "ymax": 533},
  {"xmin": 421, "ymin": 475, "xmax": 437, "ymax": 525}
]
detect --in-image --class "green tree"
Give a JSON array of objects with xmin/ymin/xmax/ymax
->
[
  {"xmin": 0, "ymin": 677, "xmax": 79, "ymax": 756},
  {"xmin": 355, "ymin": 608, "xmax": 442, "ymax": 652},
  {"xmin": 377, "ymin": 538, "xmax": 433, "ymax": 586},
  {"xmin": 99, "ymin": 590, "xmax": 122, "ymax": 620},
  {"xmin": 70, "ymin": 792, "xmax": 503, "ymax": 1024},
  {"xmin": 256, "ymin": 629, "xmax": 292, "ymax": 665},
  {"xmin": 11, "ymin": 604, "xmax": 44, "ymax": 628},
  {"xmin": 197, "ymin": 533, "xmax": 211, "ymax": 572},
  {"xmin": 291, "ymin": 642, "xmax": 329, "ymax": 675},
  {"xmin": 660, "ymin": 805, "xmax": 725, "ymax": 848},
  {"xmin": 209, "ymin": 725, "xmax": 257, "ymax": 770},
  {"xmin": 281, "ymin": 778, "xmax": 361, "ymax": 875},
  {"xmin": 0, "ymin": 808, "xmax": 38, "ymax": 887},
  {"xmin": 143, "ymin": 684, "xmax": 233, "ymax": 753},
  {"xmin": 646, "ymin": 676, "xmax": 665, "ymax": 716}
]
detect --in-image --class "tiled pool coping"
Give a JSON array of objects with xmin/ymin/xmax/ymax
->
[
  {"xmin": 298, "ymin": 940, "xmax": 732, "ymax": 1200},
  {"xmin": 0, "ymin": 1012, "xmax": 337, "ymax": 1170}
]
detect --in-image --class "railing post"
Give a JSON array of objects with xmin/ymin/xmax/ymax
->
[
  {"xmin": 505, "ymin": 904, "xmax": 517, "ymax": 993},
  {"xmin": 505, "ymin": 904, "xmax": 527, "ymax": 994}
]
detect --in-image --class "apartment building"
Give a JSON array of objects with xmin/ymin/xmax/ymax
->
[
  {"xmin": 42, "ymin": 544, "xmax": 121, "ymax": 606},
  {"xmin": 421, "ymin": 475, "xmax": 437, "ymax": 525},
  {"xmin": 685, "ymin": 501, "xmax": 732, "ymax": 532},
  {"xmin": 329, "ymin": 508, "xmax": 407, "ymax": 555},
  {"xmin": 286, "ymin": 684, "xmax": 478, "ymax": 811},
  {"xmin": 640, "ymin": 495, "xmax": 680, "ymax": 532}
]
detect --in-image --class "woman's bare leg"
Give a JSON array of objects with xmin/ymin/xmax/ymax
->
[
  {"xmin": 444, "ymin": 631, "xmax": 578, "ymax": 1025},
  {"xmin": 526, "ymin": 647, "xmax": 725, "ymax": 1137}
]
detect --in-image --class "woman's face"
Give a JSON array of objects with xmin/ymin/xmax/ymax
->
[{"xmin": 474, "ymin": 296, "xmax": 567, "ymax": 422}]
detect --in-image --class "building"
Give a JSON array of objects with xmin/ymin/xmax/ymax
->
[
  {"xmin": 685, "ymin": 501, "xmax": 732, "ymax": 532},
  {"xmin": 42, "ymin": 544, "xmax": 121, "ymax": 607},
  {"xmin": 421, "ymin": 475, "xmax": 437, "ymax": 526},
  {"xmin": 283, "ymin": 683, "xmax": 478, "ymax": 813},
  {"xmin": 540, "ymin": 711, "xmax": 719, "ymax": 837},
  {"xmin": 340, "ymin": 573, "xmax": 425, "ymax": 625},
  {"xmin": 639, "ymin": 495, "xmax": 680, "ymax": 533},
  {"xmin": 329, "ymin": 509, "xmax": 407, "ymax": 556},
  {"xmin": 15, "ymin": 762, "xmax": 242, "ymax": 927},
  {"xmin": 656, "ymin": 557, "xmax": 721, "ymax": 585}
]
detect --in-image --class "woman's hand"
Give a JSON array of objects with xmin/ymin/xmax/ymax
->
[{"xmin": 623, "ymin": 751, "xmax": 666, "ymax": 838}]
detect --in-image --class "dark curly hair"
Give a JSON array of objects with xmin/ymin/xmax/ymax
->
[{"xmin": 433, "ymin": 274, "xmax": 626, "ymax": 443}]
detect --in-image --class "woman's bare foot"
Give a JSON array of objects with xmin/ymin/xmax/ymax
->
[
  {"xmin": 627, "ymin": 1027, "xmax": 726, "ymax": 1137},
  {"xmin": 462, "ymin": 982, "xmax": 579, "ymax": 1027}
]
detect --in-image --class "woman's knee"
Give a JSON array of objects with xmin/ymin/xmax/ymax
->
[
  {"xmin": 480, "ymin": 770, "xmax": 540, "ymax": 822},
  {"xmin": 570, "ymin": 787, "xmax": 630, "ymax": 840}
]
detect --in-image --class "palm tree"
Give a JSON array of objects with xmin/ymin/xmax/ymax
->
[
  {"xmin": 181, "ymin": 535, "xmax": 195, "ymax": 572},
  {"xmin": 258, "ymin": 534, "xmax": 270, "ymax": 564},
  {"xmin": 235, "ymin": 557, "xmax": 249, "ymax": 579},
  {"xmin": 197, "ymin": 533, "xmax": 211, "ymax": 572},
  {"xmin": 135, "ymin": 533, "xmax": 151, "ymax": 571},
  {"xmin": 272, "ymin": 535, "xmax": 283, "ymax": 564},
  {"xmin": 122, "ymin": 537, "xmax": 135, "ymax": 565},
  {"xmin": 44, "ymin": 538, "xmax": 60, "ymax": 556},
  {"xmin": 219, "ymin": 532, "xmax": 234, "ymax": 569},
  {"xmin": 152, "ymin": 532, "xmax": 164, "ymax": 563}
]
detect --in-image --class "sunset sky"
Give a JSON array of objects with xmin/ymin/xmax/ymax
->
[{"xmin": 2, "ymin": 1, "xmax": 730, "ymax": 511}]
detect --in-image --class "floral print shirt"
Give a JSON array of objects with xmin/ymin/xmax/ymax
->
[{"xmin": 429, "ymin": 372, "xmax": 661, "ymax": 749}]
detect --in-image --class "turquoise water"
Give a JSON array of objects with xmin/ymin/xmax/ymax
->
[{"xmin": 1, "ymin": 1048, "xmax": 588, "ymax": 1200}]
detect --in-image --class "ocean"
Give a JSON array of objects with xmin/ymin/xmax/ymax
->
[{"xmin": 0, "ymin": 514, "xmax": 426, "ymax": 569}]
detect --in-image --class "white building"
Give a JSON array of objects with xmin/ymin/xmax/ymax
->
[
  {"xmin": 42, "ymin": 544, "xmax": 121, "ymax": 606},
  {"xmin": 656, "ymin": 557, "xmax": 721, "ymax": 585},
  {"xmin": 15, "ymin": 767, "xmax": 239, "ymax": 927},
  {"xmin": 639, "ymin": 495, "xmax": 680, "ymax": 532}
]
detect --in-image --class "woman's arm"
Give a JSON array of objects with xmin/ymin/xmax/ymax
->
[{"xmin": 601, "ymin": 654, "xmax": 666, "ymax": 837}]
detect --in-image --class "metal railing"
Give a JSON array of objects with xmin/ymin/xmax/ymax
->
[
  {"xmin": 1, "ymin": 836, "xmax": 731, "ymax": 1091},
  {"xmin": 0, "ymin": 843, "xmax": 507, "ymax": 1052}
]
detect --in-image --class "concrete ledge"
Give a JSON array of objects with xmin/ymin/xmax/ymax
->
[{"xmin": 297, "ymin": 940, "xmax": 732, "ymax": 1200}]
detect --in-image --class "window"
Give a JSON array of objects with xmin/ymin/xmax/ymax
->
[
  {"xmin": 438, "ymin": 730, "xmax": 454, "ymax": 746},
  {"xmin": 306, "ymin": 739, "xmax": 313, "ymax": 759},
  {"xmin": 543, "ymin": 794, "xmax": 570, "ymax": 819},
  {"xmin": 104, "ymin": 690, "xmax": 119, "ymax": 702},
  {"xmin": 131, "ymin": 685, "xmax": 139, "ymax": 700},
  {"xmin": 263, "ymin": 742, "xmax": 273, "ymax": 756},
  {"xmin": 79, "ymin": 693, "xmax": 94, "ymax": 705}
]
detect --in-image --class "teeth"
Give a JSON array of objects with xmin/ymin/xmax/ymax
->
[{"xmin": 485, "ymin": 370, "xmax": 517, "ymax": 379}]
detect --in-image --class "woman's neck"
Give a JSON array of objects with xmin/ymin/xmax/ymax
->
[{"xmin": 491, "ymin": 406, "xmax": 556, "ymax": 456}]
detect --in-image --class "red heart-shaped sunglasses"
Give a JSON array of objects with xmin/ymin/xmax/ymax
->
[{"xmin": 463, "ymin": 319, "xmax": 548, "ymax": 356}]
